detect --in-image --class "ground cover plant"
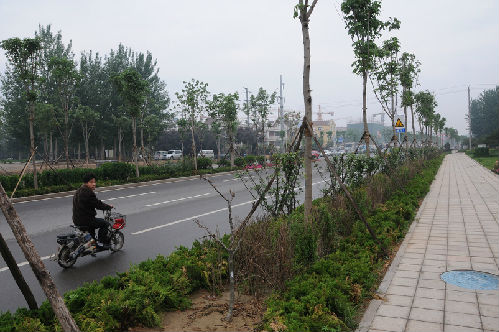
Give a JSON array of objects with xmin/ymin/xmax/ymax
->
[{"xmin": 0, "ymin": 150, "xmax": 443, "ymax": 332}]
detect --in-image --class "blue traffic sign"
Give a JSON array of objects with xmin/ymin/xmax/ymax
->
[{"xmin": 396, "ymin": 128, "xmax": 405, "ymax": 133}]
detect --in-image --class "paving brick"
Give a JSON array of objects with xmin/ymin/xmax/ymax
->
[
  {"xmin": 385, "ymin": 294, "xmax": 413, "ymax": 307},
  {"xmin": 445, "ymin": 312, "xmax": 482, "ymax": 329},
  {"xmin": 445, "ymin": 300, "xmax": 480, "ymax": 315},
  {"xmin": 479, "ymin": 303, "xmax": 499, "ymax": 318},
  {"xmin": 376, "ymin": 304, "xmax": 411, "ymax": 319},
  {"xmin": 409, "ymin": 307, "xmax": 444, "ymax": 323},
  {"xmin": 371, "ymin": 316, "xmax": 406, "ymax": 332},
  {"xmin": 443, "ymin": 325, "xmax": 482, "ymax": 332},
  {"xmin": 405, "ymin": 320, "xmax": 442, "ymax": 332},
  {"xmin": 412, "ymin": 297, "xmax": 444, "ymax": 310},
  {"xmin": 387, "ymin": 285, "xmax": 416, "ymax": 297},
  {"xmin": 481, "ymin": 316, "xmax": 499, "ymax": 331},
  {"xmin": 415, "ymin": 287, "xmax": 445, "ymax": 300}
]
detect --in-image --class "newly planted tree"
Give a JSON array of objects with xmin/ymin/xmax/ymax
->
[
  {"xmin": 371, "ymin": 37, "xmax": 401, "ymax": 146},
  {"xmin": 176, "ymin": 79, "xmax": 209, "ymax": 171},
  {"xmin": 295, "ymin": 0, "xmax": 319, "ymax": 222},
  {"xmin": 1, "ymin": 37, "xmax": 42, "ymax": 188},
  {"xmin": 399, "ymin": 52, "xmax": 420, "ymax": 147},
  {"xmin": 113, "ymin": 68, "xmax": 148, "ymax": 177},
  {"xmin": 414, "ymin": 90, "xmax": 437, "ymax": 145},
  {"xmin": 341, "ymin": 0, "xmax": 399, "ymax": 155}
]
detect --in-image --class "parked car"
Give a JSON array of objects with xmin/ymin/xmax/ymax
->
[
  {"xmin": 166, "ymin": 149, "xmax": 182, "ymax": 160},
  {"xmin": 198, "ymin": 149, "xmax": 215, "ymax": 158},
  {"xmin": 154, "ymin": 151, "xmax": 168, "ymax": 160},
  {"xmin": 311, "ymin": 150, "xmax": 320, "ymax": 160}
]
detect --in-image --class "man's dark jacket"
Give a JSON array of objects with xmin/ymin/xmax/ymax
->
[{"xmin": 72, "ymin": 185, "xmax": 111, "ymax": 227}]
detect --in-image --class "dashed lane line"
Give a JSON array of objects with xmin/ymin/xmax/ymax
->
[
  {"xmin": 132, "ymin": 180, "xmax": 327, "ymax": 235},
  {"xmin": 144, "ymin": 193, "xmax": 210, "ymax": 207},
  {"xmin": 0, "ymin": 255, "xmax": 52, "ymax": 273},
  {"xmin": 103, "ymin": 191, "xmax": 156, "ymax": 202}
]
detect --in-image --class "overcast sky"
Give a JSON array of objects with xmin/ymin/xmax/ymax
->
[{"xmin": 1, "ymin": 0, "xmax": 498, "ymax": 135}]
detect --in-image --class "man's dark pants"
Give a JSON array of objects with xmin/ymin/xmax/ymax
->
[{"xmin": 88, "ymin": 218, "xmax": 109, "ymax": 244}]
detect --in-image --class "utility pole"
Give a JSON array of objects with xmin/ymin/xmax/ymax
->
[
  {"xmin": 468, "ymin": 86, "xmax": 472, "ymax": 150},
  {"xmin": 244, "ymin": 87, "xmax": 250, "ymax": 127},
  {"xmin": 279, "ymin": 75, "xmax": 285, "ymax": 152}
]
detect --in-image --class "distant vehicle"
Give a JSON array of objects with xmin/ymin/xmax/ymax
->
[
  {"xmin": 198, "ymin": 150, "xmax": 215, "ymax": 158},
  {"xmin": 311, "ymin": 150, "xmax": 320, "ymax": 160},
  {"xmin": 324, "ymin": 149, "xmax": 333, "ymax": 156},
  {"xmin": 154, "ymin": 151, "xmax": 168, "ymax": 160},
  {"xmin": 166, "ymin": 150, "xmax": 182, "ymax": 160}
]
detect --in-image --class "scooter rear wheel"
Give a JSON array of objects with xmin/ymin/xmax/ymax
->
[{"xmin": 57, "ymin": 246, "xmax": 77, "ymax": 268}]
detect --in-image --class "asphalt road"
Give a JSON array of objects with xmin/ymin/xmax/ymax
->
[{"xmin": 0, "ymin": 164, "xmax": 329, "ymax": 313}]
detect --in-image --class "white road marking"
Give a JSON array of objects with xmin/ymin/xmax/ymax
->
[
  {"xmin": 144, "ymin": 193, "xmax": 210, "ymax": 207},
  {"xmin": 103, "ymin": 191, "xmax": 156, "ymax": 202},
  {"xmin": 132, "ymin": 199, "xmax": 255, "ymax": 235},
  {"xmin": 0, "ymin": 255, "xmax": 52, "ymax": 273},
  {"xmin": 133, "ymin": 179, "xmax": 328, "ymax": 235}
]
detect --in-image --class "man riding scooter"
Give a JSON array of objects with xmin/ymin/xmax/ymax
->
[{"xmin": 72, "ymin": 173, "xmax": 113, "ymax": 250}]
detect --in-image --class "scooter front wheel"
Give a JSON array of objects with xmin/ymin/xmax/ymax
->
[
  {"xmin": 57, "ymin": 246, "xmax": 77, "ymax": 268},
  {"xmin": 110, "ymin": 231, "xmax": 124, "ymax": 252}
]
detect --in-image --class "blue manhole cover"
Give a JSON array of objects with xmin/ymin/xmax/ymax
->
[{"xmin": 441, "ymin": 270, "xmax": 499, "ymax": 290}]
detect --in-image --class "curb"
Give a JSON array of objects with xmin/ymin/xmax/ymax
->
[{"xmin": 10, "ymin": 170, "xmax": 236, "ymax": 204}]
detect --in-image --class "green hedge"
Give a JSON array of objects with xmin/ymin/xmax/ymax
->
[
  {"xmin": 1, "ymin": 162, "xmax": 238, "ymax": 198},
  {"xmin": 473, "ymin": 147, "xmax": 489, "ymax": 157},
  {"xmin": 262, "ymin": 156, "xmax": 444, "ymax": 331}
]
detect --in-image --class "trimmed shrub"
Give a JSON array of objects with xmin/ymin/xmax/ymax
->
[{"xmin": 473, "ymin": 147, "xmax": 489, "ymax": 157}]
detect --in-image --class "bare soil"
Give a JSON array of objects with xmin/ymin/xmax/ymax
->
[{"xmin": 131, "ymin": 288, "xmax": 265, "ymax": 332}]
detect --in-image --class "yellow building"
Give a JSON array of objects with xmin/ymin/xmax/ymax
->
[{"xmin": 313, "ymin": 120, "xmax": 336, "ymax": 146}]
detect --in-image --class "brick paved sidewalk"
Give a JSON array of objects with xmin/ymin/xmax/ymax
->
[{"xmin": 358, "ymin": 153, "xmax": 499, "ymax": 332}]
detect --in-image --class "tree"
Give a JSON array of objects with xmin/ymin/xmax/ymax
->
[
  {"xmin": 1, "ymin": 37, "xmax": 42, "ymax": 188},
  {"xmin": 48, "ymin": 56, "xmax": 80, "ymax": 168},
  {"xmin": 470, "ymin": 87, "xmax": 499, "ymax": 139},
  {"xmin": 176, "ymin": 79, "xmax": 209, "ymax": 171},
  {"xmin": 74, "ymin": 105, "xmax": 98, "ymax": 165},
  {"xmin": 372, "ymin": 37, "xmax": 401, "ymax": 145},
  {"xmin": 399, "ymin": 52, "xmax": 420, "ymax": 147},
  {"xmin": 112, "ymin": 114, "xmax": 130, "ymax": 162},
  {"xmin": 208, "ymin": 92, "xmax": 239, "ymax": 167},
  {"xmin": 414, "ymin": 90, "xmax": 437, "ymax": 145},
  {"xmin": 249, "ymin": 88, "xmax": 276, "ymax": 154},
  {"xmin": 295, "ymin": 0, "xmax": 318, "ymax": 222},
  {"xmin": 113, "ymin": 68, "xmax": 148, "ymax": 177},
  {"xmin": 341, "ymin": 0, "xmax": 399, "ymax": 155}
]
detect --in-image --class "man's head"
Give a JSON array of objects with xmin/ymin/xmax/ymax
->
[{"xmin": 83, "ymin": 173, "xmax": 97, "ymax": 191}]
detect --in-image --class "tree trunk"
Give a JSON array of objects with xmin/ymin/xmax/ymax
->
[
  {"xmin": 28, "ymin": 104, "xmax": 38, "ymax": 189},
  {"xmin": 226, "ymin": 250, "xmax": 235, "ymax": 321},
  {"xmin": 229, "ymin": 134, "xmax": 235, "ymax": 168},
  {"xmin": 300, "ymin": 12, "xmax": 313, "ymax": 223},
  {"xmin": 0, "ymin": 232, "xmax": 38, "ymax": 310},
  {"xmin": 100, "ymin": 137, "xmax": 105, "ymax": 160},
  {"xmin": 49, "ymin": 132, "xmax": 53, "ymax": 163},
  {"xmin": 140, "ymin": 121, "xmax": 145, "ymax": 163},
  {"xmin": 0, "ymin": 184, "xmax": 80, "ymax": 332},
  {"xmin": 118, "ymin": 126, "xmax": 122, "ymax": 162},
  {"xmin": 84, "ymin": 125, "xmax": 90, "ymax": 166},
  {"xmin": 216, "ymin": 135, "xmax": 221, "ymax": 163},
  {"xmin": 132, "ymin": 118, "xmax": 139, "ymax": 177},
  {"xmin": 362, "ymin": 71, "xmax": 370, "ymax": 156},
  {"xmin": 411, "ymin": 104, "xmax": 416, "ymax": 139},
  {"xmin": 64, "ymin": 110, "xmax": 70, "ymax": 169},
  {"xmin": 403, "ymin": 107, "xmax": 408, "ymax": 148},
  {"xmin": 190, "ymin": 115, "xmax": 198, "ymax": 171}
]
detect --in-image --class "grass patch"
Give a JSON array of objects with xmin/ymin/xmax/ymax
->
[{"xmin": 466, "ymin": 148, "xmax": 498, "ymax": 171}]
